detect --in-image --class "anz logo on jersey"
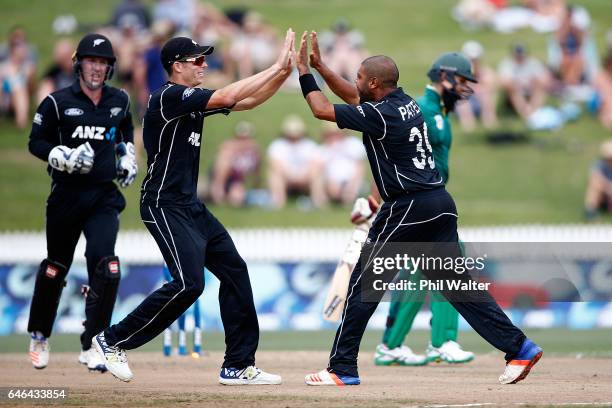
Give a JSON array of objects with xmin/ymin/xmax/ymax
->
[{"xmin": 71, "ymin": 125, "xmax": 117, "ymax": 142}]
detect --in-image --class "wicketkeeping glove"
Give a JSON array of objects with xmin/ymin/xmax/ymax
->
[
  {"xmin": 48, "ymin": 142, "xmax": 95, "ymax": 174},
  {"xmin": 350, "ymin": 195, "xmax": 380, "ymax": 225},
  {"xmin": 116, "ymin": 142, "xmax": 137, "ymax": 188}
]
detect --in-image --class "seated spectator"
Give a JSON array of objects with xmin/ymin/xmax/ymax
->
[
  {"xmin": 267, "ymin": 115, "xmax": 325, "ymax": 209},
  {"xmin": 318, "ymin": 19, "xmax": 367, "ymax": 81},
  {"xmin": 456, "ymin": 41, "xmax": 499, "ymax": 131},
  {"xmin": 555, "ymin": 4, "xmax": 586, "ymax": 86},
  {"xmin": 153, "ymin": 0, "xmax": 195, "ymax": 33},
  {"xmin": 0, "ymin": 38, "xmax": 36, "ymax": 129},
  {"xmin": 498, "ymin": 43, "xmax": 551, "ymax": 119},
  {"xmin": 210, "ymin": 122, "xmax": 261, "ymax": 207},
  {"xmin": 319, "ymin": 122, "xmax": 365, "ymax": 205},
  {"xmin": 585, "ymin": 140, "xmax": 612, "ymax": 220},
  {"xmin": 230, "ymin": 11, "xmax": 279, "ymax": 78},
  {"xmin": 111, "ymin": 0, "xmax": 151, "ymax": 33},
  {"xmin": 37, "ymin": 39, "xmax": 74, "ymax": 103},
  {"xmin": 594, "ymin": 52, "xmax": 612, "ymax": 129}
]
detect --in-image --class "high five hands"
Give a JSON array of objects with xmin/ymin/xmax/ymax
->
[{"xmin": 297, "ymin": 31, "xmax": 324, "ymax": 75}]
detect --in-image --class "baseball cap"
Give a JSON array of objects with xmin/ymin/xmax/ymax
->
[{"xmin": 160, "ymin": 37, "xmax": 214, "ymax": 70}]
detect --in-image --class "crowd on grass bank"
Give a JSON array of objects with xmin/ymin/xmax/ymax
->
[{"xmin": 0, "ymin": 0, "xmax": 611, "ymax": 218}]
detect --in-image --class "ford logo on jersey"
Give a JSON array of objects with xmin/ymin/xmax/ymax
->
[{"xmin": 64, "ymin": 108, "xmax": 84, "ymax": 116}]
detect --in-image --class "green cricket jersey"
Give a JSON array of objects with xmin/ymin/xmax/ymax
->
[{"xmin": 416, "ymin": 85, "xmax": 452, "ymax": 183}]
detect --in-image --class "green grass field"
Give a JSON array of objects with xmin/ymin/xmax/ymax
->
[
  {"xmin": 1, "ymin": 0, "xmax": 612, "ymax": 229},
  {"xmin": 2, "ymin": 329, "xmax": 611, "ymax": 356}
]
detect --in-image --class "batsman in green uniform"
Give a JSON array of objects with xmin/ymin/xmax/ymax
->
[{"xmin": 374, "ymin": 52, "xmax": 478, "ymax": 366}]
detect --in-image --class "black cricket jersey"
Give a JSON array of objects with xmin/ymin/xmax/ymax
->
[
  {"xmin": 334, "ymin": 87, "xmax": 444, "ymax": 202},
  {"xmin": 140, "ymin": 82, "xmax": 230, "ymax": 207},
  {"xmin": 29, "ymin": 81, "xmax": 133, "ymax": 185}
]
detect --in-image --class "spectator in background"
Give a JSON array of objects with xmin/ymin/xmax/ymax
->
[
  {"xmin": 498, "ymin": 43, "xmax": 551, "ymax": 119},
  {"xmin": 267, "ymin": 115, "xmax": 325, "ymax": 209},
  {"xmin": 319, "ymin": 122, "xmax": 365, "ymax": 205},
  {"xmin": 585, "ymin": 140, "xmax": 612, "ymax": 220},
  {"xmin": 0, "ymin": 38, "xmax": 36, "ymax": 129},
  {"xmin": 594, "ymin": 52, "xmax": 612, "ymax": 129},
  {"xmin": 554, "ymin": 4, "xmax": 586, "ymax": 86},
  {"xmin": 37, "ymin": 39, "xmax": 74, "ymax": 103},
  {"xmin": 456, "ymin": 41, "xmax": 499, "ymax": 131},
  {"xmin": 111, "ymin": 0, "xmax": 151, "ymax": 33},
  {"xmin": 210, "ymin": 122, "xmax": 261, "ymax": 207},
  {"xmin": 132, "ymin": 20, "xmax": 173, "ymax": 114},
  {"xmin": 113, "ymin": 17, "xmax": 143, "ymax": 93},
  {"xmin": 318, "ymin": 19, "xmax": 367, "ymax": 81},
  {"xmin": 153, "ymin": 0, "xmax": 196, "ymax": 34},
  {"xmin": 230, "ymin": 11, "xmax": 279, "ymax": 79}
]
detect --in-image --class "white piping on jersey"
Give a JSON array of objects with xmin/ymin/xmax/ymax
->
[
  {"xmin": 47, "ymin": 95, "xmax": 62, "ymax": 145},
  {"xmin": 364, "ymin": 101, "xmax": 387, "ymax": 140},
  {"xmin": 120, "ymin": 88, "xmax": 131, "ymax": 118},
  {"xmin": 114, "ymin": 207, "xmax": 185, "ymax": 347},
  {"xmin": 141, "ymin": 116, "xmax": 180, "ymax": 202},
  {"xmin": 367, "ymin": 136, "xmax": 389, "ymax": 198},
  {"xmin": 156, "ymin": 119, "xmax": 181, "ymax": 207},
  {"xmin": 159, "ymin": 84, "xmax": 174, "ymax": 123},
  {"xmin": 399, "ymin": 211, "xmax": 457, "ymax": 226},
  {"xmin": 396, "ymin": 170, "xmax": 443, "ymax": 185},
  {"xmin": 331, "ymin": 201, "xmax": 396, "ymax": 361},
  {"xmin": 394, "ymin": 165, "xmax": 405, "ymax": 189},
  {"xmin": 365, "ymin": 200, "xmax": 413, "ymax": 271}
]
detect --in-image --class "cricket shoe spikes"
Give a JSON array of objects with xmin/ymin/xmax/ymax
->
[
  {"xmin": 499, "ymin": 338, "xmax": 543, "ymax": 384},
  {"xmin": 305, "ymin": 369, "xmax": 360, "ymax": 386},
  {"xmin": 29, "ymin": 332, "xmax": 49, "ymax": 369},
  {"xmin": 374, "ymin": 343, "xmax": 427, "ymax": 366},
  {"xmin": 219, "ymin": 366, "xmax": 282, "ymax": 385},
  {"xmin": 426, "ymin": 340, "xmax": 475, "ymax": 364},
  {"xmin": 92, "ymin": 333, "xmax": 133, "ymax": 382},
  {"xmin": 78, "ymin": 347, "xmax": 107, "ymax": 372}
]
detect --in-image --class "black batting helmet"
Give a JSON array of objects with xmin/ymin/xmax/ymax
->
[{"xmin": 73, "ymin": 33, "xmax": 116, "ymax": 79}]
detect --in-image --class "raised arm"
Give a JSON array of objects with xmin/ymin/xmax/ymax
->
[
  {"xmin": 296, "ymin": 31, "xmax": 336, "ymax": 122},
  {"xmin": 233, "ymin": 48, "xmax": 295, "ymax": 111},
  {"xmin": 207, "ymin": 28, "xmax": 294, "ymax": 109},
  {"xmin": 309, "ymin": 31, "xmax": 359, "ymax": 105}
]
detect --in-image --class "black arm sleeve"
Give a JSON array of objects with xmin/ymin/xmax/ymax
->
[
  {"xmin": 28, "ymin": 96, "xmax": 61, "ymax": 162},
  {"xmin": 118, "ymin": 90, "xmax": 134, "ymax": 144},
  {"xmin": 159, "ymin": 85, "xmax": 215, "ymax": 121},
  {"xmin": 334, "ymin": 103, "xmax": 385, "ymax": 137}
]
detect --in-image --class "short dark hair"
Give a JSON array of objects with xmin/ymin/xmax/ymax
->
[{"xmin": 361, "ymin": 55, "xmax": 399, "ymax": 88}]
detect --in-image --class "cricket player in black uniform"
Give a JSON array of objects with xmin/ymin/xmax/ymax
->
[
  {"xmin": 296, "ymin": 31, "xmax": 542, "ymax": 386},
  {"xmin": 93, "ymin": 30, "xmax": 295, "ymax": 384},
  {"xmin": 27, "ymin": 33, "xmax": 136, "ymax": 372}
]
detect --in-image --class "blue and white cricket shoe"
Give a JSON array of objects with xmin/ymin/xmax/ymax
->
[
  {"xmin": 305, "ymin": 369, "xmax": 361, "ymax": 386},
  {"xmin": 78, "ymin": 347, "xmax": 107, "ymax": 373},
  {"xmin": 92, "ymin": 332, "xmax": 133, "ymax": 382},
  {"xmin": 499, "ymin": 338, "xmax": 543, "ymax": 384},
  {"xmin": 219, "ymin": 366, "xmax": 282, "ymax": 385}
]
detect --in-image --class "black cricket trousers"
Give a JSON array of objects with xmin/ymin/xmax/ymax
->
[
  {"xmin": 104, "ymin": 202, "xmax": 259, "ymax": 369},
  {"xmin": 328, "ymin": 187, "xmax": 526, "ymax": 377}
]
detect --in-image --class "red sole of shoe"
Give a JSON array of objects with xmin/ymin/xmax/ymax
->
[{"xmin": 511, "ymin": 351, "xmax": 543, "ymax": 384}]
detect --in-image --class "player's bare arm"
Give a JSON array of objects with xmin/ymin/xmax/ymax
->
[
  {"xmin": 209, "ymin": 28, "xmax": 295, "ymax": 110},
  {"xmin": 297, "ymin": 31, "xmax": 335, "ymax": 122},
  {"xmin": 309, "ymin": 31, "xmax": 359, "ymax": 105},
  {"xmin": 233, "ymin": 47, "xmax": 296, "ymax": 111}
]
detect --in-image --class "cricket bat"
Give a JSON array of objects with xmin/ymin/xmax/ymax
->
[{"xmin": 322, "ymin": 222, "xmax": 371, "ymax": 322}]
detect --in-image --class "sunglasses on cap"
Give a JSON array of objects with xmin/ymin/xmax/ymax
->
[{"xmin": 178, "ymin": 55, "xmax": 206, "ymax": 66}]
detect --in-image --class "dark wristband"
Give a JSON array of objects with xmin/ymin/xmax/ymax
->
[{"xmin": 299, "ymin": 73, "xmax": 320, "ymax": 98}]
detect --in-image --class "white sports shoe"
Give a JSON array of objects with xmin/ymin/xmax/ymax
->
[
  {"xmin": 92, "ymin": 333, "xmax": 133, "ymax": 382},
  {"xmin": 29, "ymin": 332, "xmax": 49, "ymax": 369},
  {"xmin": 374, "ymin": 344, "xmax": 427, "ymax": 366},
  {"xmin": 305, "ymin": 369, "xmax": 360, "ymax": 386},
  {"xmin": 426, "ymin": 340, "xmax": 475, "ymax": 364},
  {"xmin": 79, "ymin": 348, "xmax": 107, "ymax": 372},
  {"xmin": 219, "ymin": 366, "xmax": 282, "ymax": 385}
]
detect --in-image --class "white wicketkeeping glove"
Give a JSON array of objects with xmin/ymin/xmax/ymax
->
[
  {"xmin": 48, "ymin": 142, "xmax": 94, "ymax": 174},
  {"xmin": 350, "ymin": 195, "xmax": 380, "ymax": 225},
  {"xmin": 116, "ymin": 142, "xmax": 137, "ymax": 188}
]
